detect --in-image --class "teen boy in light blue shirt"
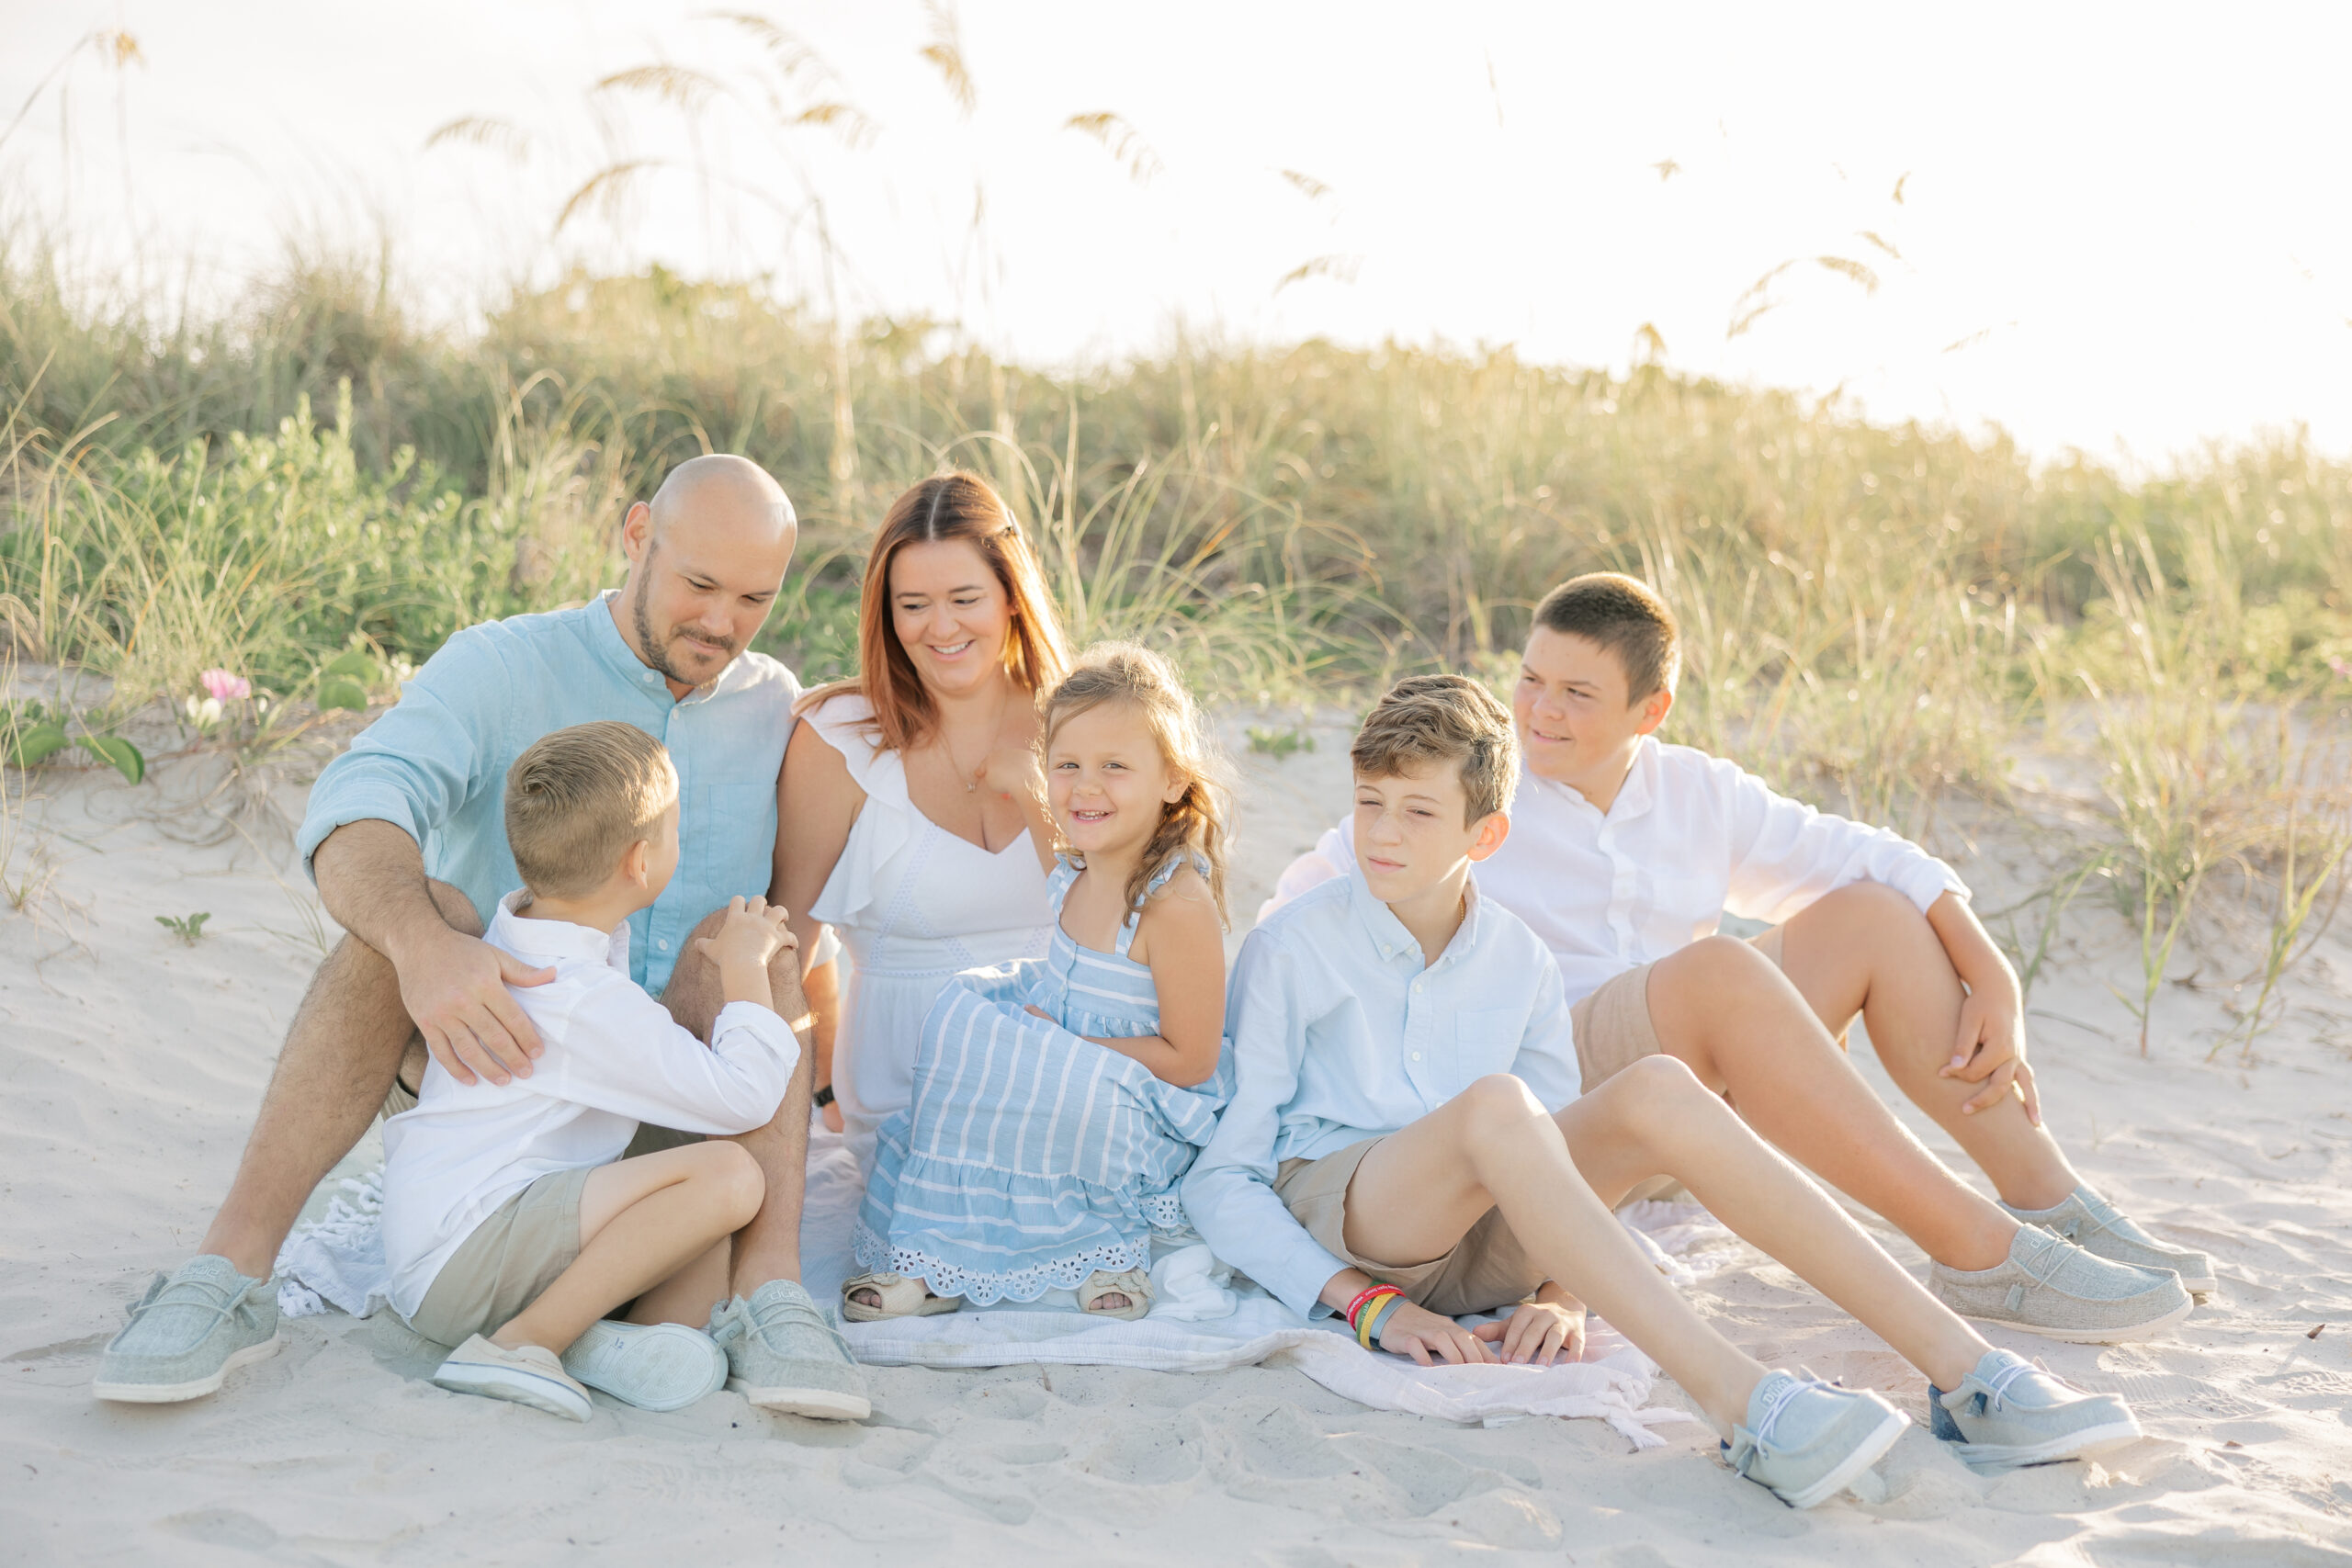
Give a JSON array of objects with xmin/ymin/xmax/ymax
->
[{"xmin": 1186, "ymin": 675, "xmax": 2145, "ymax": 1508}]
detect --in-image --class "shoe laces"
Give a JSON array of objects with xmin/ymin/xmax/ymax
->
[
  {"xmin": 1733, "ymin": 1373, "xmax": 1837, "ymax": 1465},
  {"xmin": 123, "ymin": 1269, "xmax": 251, "ymax": 1336},
  {"xmin": 2072, "ymin": 1186, "xmax": 2122, "ymax": 1226},
  {"xmin": 1951, "ymin": 1354, "xmax": 2074, "ymax": 1414},
  {"xmin": 743, "ymin": 1287, "xmax": 854, "ymax": 1359},
  {"xmin": 2010, "ymin": 1224, "xmax": 2065, "ymax": 1280}
]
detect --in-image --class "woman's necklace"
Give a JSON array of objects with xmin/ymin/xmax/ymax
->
[
  {"xmin": 939, "ymin": 692, "xmax": 1012, "ymax": 794},
  {"xmin": 944, "ymin": 732, "xmax": 980, "ymax": 793}
]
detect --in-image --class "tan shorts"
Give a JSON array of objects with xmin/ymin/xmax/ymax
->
[
  {"xmin": 406, "ymin": 1166, "xmax": 594, "ymax": 1348},
  {"xmin": 1273, "ymin": 1137, "xmax": 1544, "ymax": 1317},
  {"xmin": 1568, "ymin": 926, "xmax": 1788, "ymax": 1093},
  {"xmin": 379, "ymin": 1078, "xmax": 700, "ymax": 1157}
]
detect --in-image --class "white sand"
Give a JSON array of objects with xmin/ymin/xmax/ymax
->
[{"xmin": 5, "ymin": 705, "xmax": 2351, "ymax": 1564}]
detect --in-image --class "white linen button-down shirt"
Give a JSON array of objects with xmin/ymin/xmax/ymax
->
[
  {"xmin": 1182, "ymin": 868, "xmax": 1578, "ymax": 1321},
  {"xmin": 1265, "ymin": 736, "xmax": 1969, "ymax": 1010},
  {"xmin": 380, "ymin": 893, "xmax": 801, "ymax": 1318}
]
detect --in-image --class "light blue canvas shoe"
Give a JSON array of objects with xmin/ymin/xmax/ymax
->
[
  {"xmin": 560, "ymin": 1320, "xmax": 729, "ymax": 1413},
  {"xmin": 2002, "ymin": 1185, "xmax": 2216, "ymax": 1294},
  {"xmin": 92, "ymin": 1256, "xmax": 281, "ymax": 1404},
  {"xmin": 1929, "ymin": 1225, "xmax": 2191, "ymax": 1343},
  {"xmin": 1929, "ymin": 1348, "xmax": 2142, "ymax": 1470},
  {"xmin": 707, "ymin": 1280, "xmax": 871, "ymax": 1421},
  {"xmin": 1722, "ymin": 1371, "xmax": 1910, "ymax": 1509}
]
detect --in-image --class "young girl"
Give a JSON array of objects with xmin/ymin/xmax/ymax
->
[{"xmin": 847, "ymin": 643, "xmax": 1233, "ymax": 1320}]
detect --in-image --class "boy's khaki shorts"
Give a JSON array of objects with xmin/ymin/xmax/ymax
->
[
  {"xmin": 1568, "ymin": 925, "xmax": 1789, "ymax": 1092},
  {"xmin": 406, "ymin": 1166, "xmax": 594, "ymax": 1348},
  {"xmin": 1273, "ymin": 1139, "xmax": 1545, "ymax": 1318}
]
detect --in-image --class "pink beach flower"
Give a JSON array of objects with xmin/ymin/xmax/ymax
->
[
  {"xmin": 2328, "ymin": 654, "xmax": 2351, "ymax": 680},
  {"xmin": 199, "ymin": 669, "xmax": 252, "ymax": 702}
]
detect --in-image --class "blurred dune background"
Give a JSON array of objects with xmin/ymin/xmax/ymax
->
[{"xmin": 5, "ymin": 0, "xmax": 2350, "ymax": 1051}]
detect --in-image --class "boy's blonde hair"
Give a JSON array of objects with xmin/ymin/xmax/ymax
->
[
  {"xmin": 1041, "ymin": 642, "xmax": 1233, "ymax": 925},
  {"xmin": 503, "ymin": 721, "xmax": 679, "ymax": 899},
  {"xmin": 1351, "ymin": 674, "xmax": 1519, "ymax": 824}
]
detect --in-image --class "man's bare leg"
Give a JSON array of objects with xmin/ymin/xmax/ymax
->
[
  {"xmin": 661, "ymin": 923, "xmax": 820, "ymax": 1297},
  {"xmin": 1645, "ymin": 935, "xmax": 2018, "ymax": 1271},
  {"xmin": 196, "ymin": 880, "xmax": 478, "ymax": 1278},
  {"xmin": 1773, "ymin": 883, "xmax": 2079, "ymax": 1210}
]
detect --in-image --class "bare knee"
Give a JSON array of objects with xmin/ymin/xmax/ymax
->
[
  {"xmin": 1678, "ymin": 932, "xmax": 1783, "ymax": 993},
  {"xmin": 691, "ymin": 1140, "xmax": 766, "ymax": 1227},
  {"xmin": 1602, "ymin": 1053, "xmax": 1714, "ymax": 1122},
  {"xmin": 1814, "ymin": 879, "xmax": 1925, "ymax": 937},
  {"xmin": 1453, "ymin": 1073, "xmax": 1552, "ymax": 1141},
  {"xmin": 425, "ymin": 879, "xmax": 484, "ymax": 938}
]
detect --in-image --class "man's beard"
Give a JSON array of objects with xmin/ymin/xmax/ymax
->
[{"xmin": 632, "ymin": 572, "xmax": 736, "ymax": 686}]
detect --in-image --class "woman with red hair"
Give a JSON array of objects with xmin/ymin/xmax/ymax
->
[{"xmin": 775, "ymin": 471, "xmax": 1071, "ymax": 1143}]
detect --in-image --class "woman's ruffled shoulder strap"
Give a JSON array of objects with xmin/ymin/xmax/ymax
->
[
  {"xmin": 802, "ymin": 692, "xmax": 907, "ymax": 801},
  {"xmin": 801, "ymin": 692, "xmax": 914, "ymax": 931}
]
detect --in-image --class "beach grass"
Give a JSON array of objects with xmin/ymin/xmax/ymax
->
[{"xmin": 5, "ymin": 247, "xmax": 2350, "ymax": 1048}]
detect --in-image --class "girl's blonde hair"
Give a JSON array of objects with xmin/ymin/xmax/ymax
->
[{"xmin": 1041, "ymin": 642, "xmax": 1232, "ymax": 926}]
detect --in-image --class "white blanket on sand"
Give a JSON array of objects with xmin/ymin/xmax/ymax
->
[{"xmin": 277, "ymin": 1127, "xmax": 1714, "ymax": 1448}]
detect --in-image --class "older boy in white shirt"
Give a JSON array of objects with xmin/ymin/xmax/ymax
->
[
  {"xmin": 380, "ymin": 722, "xmax": 860, "ymax": 1421},
  {"xmin": 1268, "ymin": 574, "xmax": 2207, "ymax": 1342},
  {"xmin": 1193, "ymin": 675, "xmax": 2144, "ymax": 1508}
]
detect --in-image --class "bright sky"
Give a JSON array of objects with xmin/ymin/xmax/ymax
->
[{"xmin": 6, "ymin": 1, "xmax": 2350, "ymax": 465}]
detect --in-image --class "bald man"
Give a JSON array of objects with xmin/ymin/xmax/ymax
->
[{"xmin": 93, "ymin": 455, "xmax": 870, "ymax": 1420}]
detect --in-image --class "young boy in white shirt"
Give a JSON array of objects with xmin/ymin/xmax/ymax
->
[
  {"xmin": 380, "ymin": 721, "xmax": 845, "ymax": 1421},
  {"xmin": 1190, "ymin": 676, "xmax": 2143, "ymax": 1508},
  {"xmin": 1266, "ymin": 574, "xmax": 2205, "ymax": 1341}
]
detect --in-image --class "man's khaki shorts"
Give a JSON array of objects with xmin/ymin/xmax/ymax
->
[
  {"xmin": 1568, "ymin": 925, "xmax": 1789, "ymax": 1093},
  {"xmin": 405, "ymin": 1166, "xmax": 594, "ymax": 1347},
  {"xmin": 1273, "ymin": 1138, "xmax": 1545, "ymax": 1318},
  {"xmin": 379, "ymin": 1078, "xmax": 700, "ymax": 1157}
]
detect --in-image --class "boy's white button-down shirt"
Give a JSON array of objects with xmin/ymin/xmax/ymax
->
[
  {"xmin": 1268, "ymin": 736, "xmax": 1969, "ymax": 1009},
  {"xmin": 379, "ymin": 893, "xmax": 800, "ymax": 1317},
  {"xmin": 1182, "ymin": 868, "xmax": 1579, "ymax": 1322}
]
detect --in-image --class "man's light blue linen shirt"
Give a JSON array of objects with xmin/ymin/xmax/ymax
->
[
  {"xmin": 1182, "ymin": 866, "xmax": 1580, "ymax": 1321},
  {"xmin": 295, "ymin": 592, "xmax": 800, "ymax": 998}
]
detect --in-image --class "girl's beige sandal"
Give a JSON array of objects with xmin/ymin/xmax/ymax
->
[{"xmin": 841, "ymin": 1271, "xmax": 962, "ymax": 1322}]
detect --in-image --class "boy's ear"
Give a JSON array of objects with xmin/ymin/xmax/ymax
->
[
  {"xmin": 621, "ymin": 835, "xmax": 651, "ymax": 888},
  {"xmin": 1633, "ymin": 683, "xmax": 1674, "ymax": 737},
  {"xmin": 1465, "ymin": 808, "xmax": 1511, "ymax": 863}
]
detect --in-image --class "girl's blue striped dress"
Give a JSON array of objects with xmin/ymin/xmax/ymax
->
[{"xmin": 854, "ymin": 857, "xmax": 1230, "ymax": 1305}]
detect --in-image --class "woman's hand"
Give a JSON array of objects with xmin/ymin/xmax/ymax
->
[
  {"xmin": 1475, "ymin": 1294, "xmax": 1585, "ymax": 1366},
  {"xmin": 1375, "ymin": 1299, "xmax": 1498, "ymax": 1366}
]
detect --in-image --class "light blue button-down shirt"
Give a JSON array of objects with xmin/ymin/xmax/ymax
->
[
  {"xmin": 295, "ymin": 592, "xmax": 800, "ymax": 998},
  {"xmin": 1182, "ymin": 866, "xmax": 1580, "ymax": 1320}
]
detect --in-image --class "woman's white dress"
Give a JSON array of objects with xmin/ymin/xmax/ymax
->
[{"xmin": 805, "ymin": 694, "xmax": 1056, "ymax": 1139}]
